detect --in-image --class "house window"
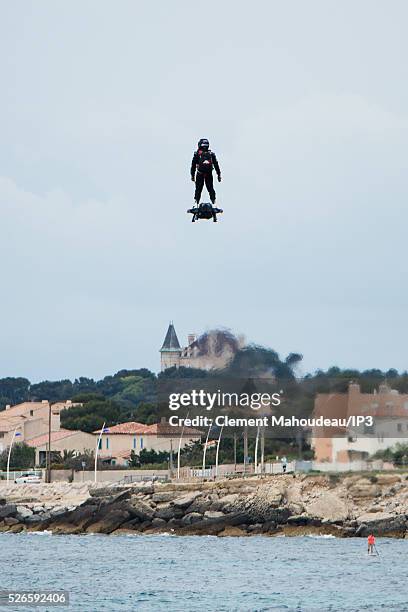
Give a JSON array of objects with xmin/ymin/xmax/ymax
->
[
  {"xmin": 98, "ymin": 439, "xmax": 102, "ymax": 450},
  {"xmin": 133, "ymin": 437, "xmax": 136, "ymax": 449},
  {"xmin": 30, "ymin": 410, "xmax": 34, "ymax": 416},
  {"xmin": 140, "ymin": 437, "xmax": 143, "ymax": 450},
  {"xmin": 397, "ymin": 423, "xmax": 402, "ymax": 432},
  {"xmin": 0, "ymin": 433, "xmax": 4, "ymax": 438},
  {"xmin": 106, "ymin": 438, "xmax": 109, "ymax": 450}
]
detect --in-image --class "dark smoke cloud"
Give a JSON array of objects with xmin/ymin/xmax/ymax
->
[{"xmin": 192, "ymin": 329, "xmax": 242, "ymax": 358}]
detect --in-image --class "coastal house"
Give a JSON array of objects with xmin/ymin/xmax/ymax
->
[
  {"xmin": 26, "ymin": 429, "xmax": 95, "ymax": 466},
  {"xmin": 311, "ymin": 382, "xmax": 408, "ymax": 463},
  {"xmin": 93, "ymin": 420, "xmax": 203, "ymax": 466},
  {"xmin": 0, "ymin": 400, "xmax": 75, "ymax": 453}
]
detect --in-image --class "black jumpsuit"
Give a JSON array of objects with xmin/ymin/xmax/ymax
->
[{"xmin": 191, "ymin": 150, "xmax": 221, "ymax": 204}]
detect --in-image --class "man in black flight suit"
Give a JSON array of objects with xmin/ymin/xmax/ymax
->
[{"xmin": 190, "ymin": 138, "xmax": 221, "ymax": 205}]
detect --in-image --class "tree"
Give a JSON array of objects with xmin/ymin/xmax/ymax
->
[
  {"xmin": 138, "ymin": 448, "xmax": 169, "ymax": 465},
  {"xmin": 128, "ymin": 450, "xmax": 139, "ymax": 467},
  {"xmin": 0, "ymin": 443, "xmax": 35, "ymax": 470},
  {"xmin": 0, "ymin": 377, "xmax": 30, "ymax": 410},
  {"xmin": 61, "ymin": 398, "xmax": 122, "ymax": 432}
]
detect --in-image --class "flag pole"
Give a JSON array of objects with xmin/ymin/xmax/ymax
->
[
  {"xmin": 94, "ymin": 422, "xmax": 106, "ymax": 483},
  {"xmin": 7, "ymin": 426, "xmax": 21, "ymax": 483}
]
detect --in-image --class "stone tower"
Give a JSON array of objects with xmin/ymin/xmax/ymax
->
[{"xmin": 160, "ymin": 322, "xmax": 182, "ymax": 371}]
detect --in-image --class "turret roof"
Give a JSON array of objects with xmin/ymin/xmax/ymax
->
[{"xmin": 160, "ymin": 322, "xmax": 181, "ymax": 352}]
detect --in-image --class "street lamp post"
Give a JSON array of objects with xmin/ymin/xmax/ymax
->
[
  {"xmin": 254, "ymin": 425, "xmax": 260, "ymax": 474},
  {"xmin": 202, "ymin": 423, "xmax": 212, "ymax": 480},
  {"xmin": 7, "ymin": 427, "xmax": 22, "ymax": 483},
  {"xmin": 94, "ymin": 422, "xmax": 109, "ymax": 483},
  {"xmin": 243, "ymin": 427, "xmax": 248, "ymax": 474},
  {"xmin": 215, "ymin": 424, "xmax": 224, "ymax": 478},
  {"xmin": 233, "ymin": 432, "xmax": 237, "ymax": 473},
  {"xmin": 177, "ymin": 412, "xmax": 189, "ymax": 480},
  {"xmin": 46, "ymin": 402, "xmax": 52, "ymax": 484}
]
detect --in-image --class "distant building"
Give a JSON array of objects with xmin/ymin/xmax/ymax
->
[
  {"xmin": 26, "ymin": 429, "xmax": 95, "ymax": 466},
  {"xmin": 160, "ymin": 322, "xmax": 239, "ymax": 371},
  {"xmin": 93, "ymin": 420, "xmax": 202, "ymax": 466},
  {"xmin": 0, "ymin": 401, "xmax": 74, "ymax": 453},
  {"xmin": 311, "ymin": 382, "xmax": 408, "ymax": 463}
]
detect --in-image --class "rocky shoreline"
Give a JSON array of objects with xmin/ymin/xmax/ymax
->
[{"xmin": 1, "ymin": 472, "xmax": 408, "ymax": 538}]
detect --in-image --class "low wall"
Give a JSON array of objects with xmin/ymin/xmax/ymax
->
[
  {"xmin": 45, "ymin": 459, "xmax": 395, "ymax": 483},
  {"xmin": 73, "ymin": 469, "xmax": 170, "ymax": 483}
]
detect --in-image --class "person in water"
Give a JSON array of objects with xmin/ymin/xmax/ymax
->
[
  {"xmin": 190, "ymin": 138, "xmax": 221, "ymax": 205},
  {"xmin": 367, "ymin": 533, "xmax": 376, "ymax": 554}
]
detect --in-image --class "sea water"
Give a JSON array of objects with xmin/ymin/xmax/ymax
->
[{"xmin": 0, "ymin": 533, "xmax": 406, "ymax": 611}]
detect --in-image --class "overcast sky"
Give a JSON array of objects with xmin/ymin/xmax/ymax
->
[{"xmin": 0, "ymin": 1, "xmax": 407, "ymax": 382}]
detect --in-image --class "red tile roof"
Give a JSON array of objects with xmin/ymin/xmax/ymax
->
[
  {"xmin": 93, "ymin": 422, "xmax": 149, "ymax": 435},
  {"xmin": 93, "ymin": 421, "xmax": 202, "ymax": 437},
  {"xmin": 26, "ymin": 429, "xmax": 81, "ymax": 447}
]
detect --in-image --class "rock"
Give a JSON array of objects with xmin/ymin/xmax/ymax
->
[
  {"xmin": 138, "ymin": 520, "xmax": 153, "ymax": 532},
  {"xmin": 262, "ymin": 521, "xmax": 278, "ymax": 533},
  {"xmin": 349, "ymin": 484, "xmax": 381, "ymax": 498},
  {"xmin": 247, "ymin": 523, "xmax": 263, "ymax": 533},
  {"xmin": 16, "ymin": 506, "xmax": 33, "ymax": 520},
  {"xmin": 0, "ymin": 504, "xmax": 17, "ymax": 519},
  {"xmin": 133, "ymin": 485, "xmax": 154, "ymax": 495},
  {"xmin": 305, "ymin": 492, "xmax": 350, "ymax": 522},
  {"xmin": 181, "ymin": 512, "xmax": 203, "ymax": 526},
  {"xmin": 167, "ymin": 518, "xmax": 183, "ymax": 528},
  {"xmin": 287, "ymin": 515, "xmax": 310, "ymax": 526},
  {"xmin": 119, "ymin": 518, "xmax": 141, "ymax": 531},
  {"xmin": 32, "ymin": 505, "xmax": 45, "ymax": 514},
  {"xmin": 209, "ymin": 501, "xmax": 223, "ymax": 511},
  {"xmin": 376, "ymin": 474, "xmax": 401, "ymax": 485},
  {"xmin": 129, "ymin": 499, "xmax": 155, "ymax": 522},
  {"xmin": 343, "ymin": 475, "xmax": 361, "ymax": 489},
  {"xmin": 288, "ymin": 502, "xmax": 305, "ymax": 515},
  {"xmin": 49, "ymin": 506, "xmax": 67, "ymax": 517},
  {"xmin": 155, "ymin": 503, "xmax": 183, "ymax": 520},
  {"xmin": 219, "ymin": 526, "xmax": 247, "ymax": 537},
  {"xmin": 90, "ymin": 487, "xmax": 130, "ymax": 499},
  {"xmin": 8, "ymin": 524, "xmax": 24, "ymax": 533},
  {"xmin": 25, "ymin": 514, "xmax": 44, "ymax": 523},
  {"xmin": 4, "ymin": 517, "xmax": 19, "ymax": 526},
  {"xmin": 218, "ymin": 494, "xmax": 239, "ymax": 510},
  {"xmin": 172, "ymin": 491, "xmax": 201, "ymax": 509},
  {"xmin": 152, "ymin": 492, "xmax": 177, "ymax": 503},
  {"xmin": 86, "ymin": 508, "xmax": 131, "ymax": 534},
  {"xmin": 55, "ymin": 503, "xmax": 97, "ymax": 527},
  {"xmin": 204, "ymin": 511, "xmax": 224, "ymax": 520},
  {"xmin": 151, "ymin": 518, "xmax": 167, "ymax": 528},
  {"xmin": 356, "ymin": 512, "xmax": 407, "ymax": 536},
  {"xmin": 179, "ymin": 512, "xmax": 250, "ymax": 535},
  {"xmin": 187, "ymin": 498, "xmax": 212, "ymax": 514}
]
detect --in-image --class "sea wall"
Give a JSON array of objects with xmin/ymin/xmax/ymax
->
[{"xmin": 1, "ymin": 473, "xmax": 408, "ymax": 537}]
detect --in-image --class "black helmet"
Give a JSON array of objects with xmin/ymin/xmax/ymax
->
[{"xmin": 198, "ymin": 138, "xmax": 209, "ymax": 150}]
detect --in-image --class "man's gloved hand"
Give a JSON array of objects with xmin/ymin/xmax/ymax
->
[
  {"xmin": 217, "ymin": 175, "xmax": 222, "ymax": 182},
  {"xmin": 191, "ymin": 176, "xmax": 195, "ymax": 182}
]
